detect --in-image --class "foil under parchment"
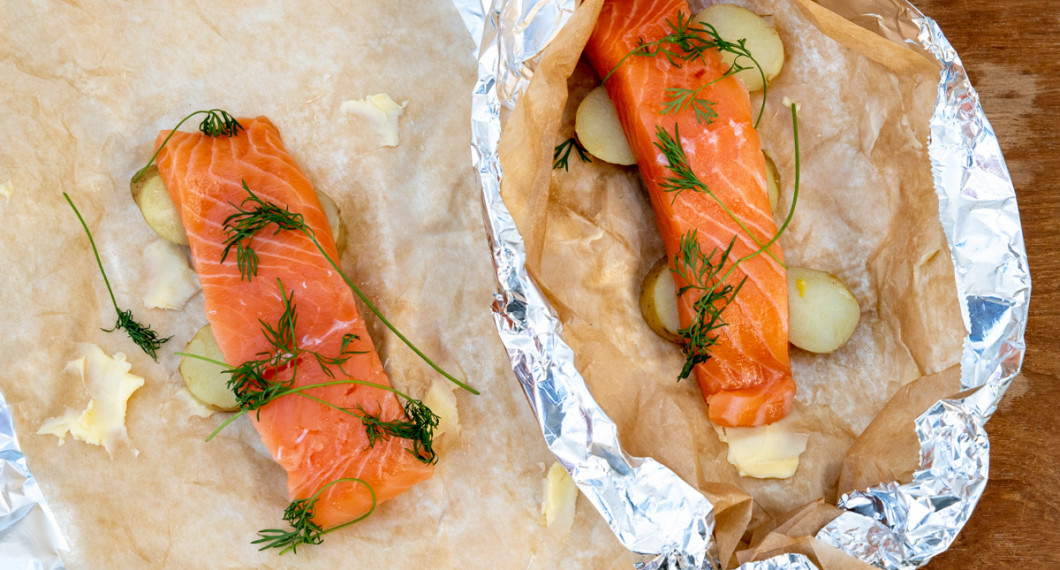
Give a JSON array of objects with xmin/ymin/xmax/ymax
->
[{"xmin": 455, "ymin": 1, "xmax": 1028, "ymax": 570}]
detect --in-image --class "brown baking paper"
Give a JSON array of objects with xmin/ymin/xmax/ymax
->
[
  {"xmin": 0, "ymin": 1, "xmax": 645, "ymax": 567},
  {"xmin": 496, "ymin": 0, "xmax": 967, "ymax": 567}
]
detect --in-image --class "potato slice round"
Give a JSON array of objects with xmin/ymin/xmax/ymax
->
[
  {"xmin": 575, "ymin": 86, "xmax": 637, "ymax": 166},
  {"xmin": 131, "ymin": 166, "xmax": 189, "ymax": 245},
  {"xmin": 180, "ymin": 325, "xmax": 239, "ymax": 412},
  {"xmin": 317, "ymin": 190, "xmax": 347, "ymax": 257},
  {"xmin": 787, "ymin": 266, "xmax": 860, "ymax": 353},
  {"xmin": 695, "ymin": 4, "xmax": 785, "ymax": 92},
  {"xmin": 640, "ymin": 257, "xmax": 683, "ymax": 343},
  {"xmin": 763, "ymin": 151, "xmax": 780, "ymax": 213}
]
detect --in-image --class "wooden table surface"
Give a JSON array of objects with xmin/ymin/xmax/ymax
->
[{"xmin": 904, "ymin": 1, "xmax": 1060, "ymax": 567}]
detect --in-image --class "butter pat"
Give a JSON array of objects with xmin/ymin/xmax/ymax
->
[
  {"xmin": 38, "ymin": 344, "xmax": 145, "ymax": 456},
  {"xmin": 341, "ymin": 94, "xmax": 407, "ymax": 147},
  {"xmin": 422, "ymin": 377, "xmax": 459, "ymax": 440},
  {"xmin": 716, "ymin": 416, "xmax": 809, "ymax": 479},
  {"xmin": 541, "ymin": 462, "xmax": 577, "ymax": 534},
  {"xmin": 0, "ymin": 179, "xmax": 12, "ymax": 199},
  {"xmin": 142, "ymin": 239, "xmax": 199, "ymax": 310}
]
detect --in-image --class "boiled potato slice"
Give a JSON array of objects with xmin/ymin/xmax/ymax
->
[
  {"xmin": 575, "ymin": 86, "xmax": 636, "ymax": 166},
  {"xmin": 316, "ymin": 190, "xmax": 347, "ymax": 257},
  {"xmin": 131, "ymin": 166, "xmax": 188, "ymax": 245},
  {"xmin": 763, "ymin": 151, "xmax": 780, "ymax": 213},
  {"xmin": 787, "ymin": 266, "xmax": 860, "ymax": 353},
  {"xmin": 180, "ymin": 325, "xmax": 239, "ymax": 412},
  {"xmin": 695, "ymin": 4, "xmax": 785, "ymax": 92},
  {"xmin": 640, "ymin": 257, "xmax": 683, "ymax": 343}
]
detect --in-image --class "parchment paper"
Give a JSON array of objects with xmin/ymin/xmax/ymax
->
[
  {"xmin": 0, "ymin": 1, "xmax": 630, "ymax": 567},
  {"xmin": 496, "ymin": 0, "xmax": 966, "ymax": 566}
]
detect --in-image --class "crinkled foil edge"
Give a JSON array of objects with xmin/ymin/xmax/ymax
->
[
  {"xmin": 814, "ymin": 3, "xmax": 1029, "ymax": 569},
  {"xmin": 456, "ymin": 0, "xmax": 718, "ymax": 567},
  {"xmin": 454, "ymin": 0, "xmax": 1029, "ymax": 569},
  {"xmin": 0, "ymin": 388, "xmax": 68, "ymax": 568}
]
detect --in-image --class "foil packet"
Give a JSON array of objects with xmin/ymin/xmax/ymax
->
[
  {"xmin": 456, "ymin": 0, "xmax": 1028, "ymax": 569},
  {"xmin": 0, "ymin": 0, "xmax": 1027, "ymax": 567}
]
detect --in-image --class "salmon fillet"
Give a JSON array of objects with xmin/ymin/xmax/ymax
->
[
  {"xmin": 155, "ymin": 116, "xmax": 433, "ymax": 529},
  {"xmin": 585, "ymin": 0, "xmax": 795, "ymax": 426}
]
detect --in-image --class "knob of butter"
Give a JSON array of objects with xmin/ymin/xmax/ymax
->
[{"xmin": 715, "ymin": 416, "xmax": 810, "ymax": 479}]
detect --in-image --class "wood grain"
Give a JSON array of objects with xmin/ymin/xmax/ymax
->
[{"xmin": 899, "ymin": 1, "xmax": 1060, "ymax": 567}]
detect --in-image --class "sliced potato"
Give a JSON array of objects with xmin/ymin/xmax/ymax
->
[
  {"xmin": 640, "ymin": 257, "xmax": 683, "ymax": 343},
  {"xmin": 131, "ymin": 166, "xmax": 188, "ymax": 245},
  {"xmin": 179, "ymin": 325, "xmax": 239, "ymax": 412},
  {"xmin": 763, "ymin": 151, "xmax": 780, "ymax": 213},
  {"xmin": 574, "ymin": 86, "xmax": 636, "ymax": 166},
  {"xmin": 695, "ymin": 4, "xmax": 785, "ymax": 92},
  {"xmin": 787, "ymin": 266, "xmax": 860, "ymax": 353},
  {"xmin": 316, "ymin": 190, "xmax": 347, "ymax": 257}
]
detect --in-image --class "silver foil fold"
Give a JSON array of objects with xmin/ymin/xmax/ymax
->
[
  {"xmin": 455, "ymin": 0, "xmax": 1028, "ymax": 569},
  {"xmin": 0, "ymin": 390, "xmax": 68, "ymax": 569},
  {"xmin": 459, "ymin": 0, "xmax": 717, "ymax": 567}
]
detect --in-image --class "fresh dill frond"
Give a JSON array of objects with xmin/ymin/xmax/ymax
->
[
  {"xmin": 661, "ymin": 86, "xmax": 719, "ymax": 125},
  {"xmin": 653, "ymin": 124, "xmax": 707, "ymax": 200},
  {"xmin": 221, "ymin": 181, "xmax": 307, "ymax": 280},
  {"xmin": 133, "ymin": 109, "xmax": 243, "ymax": 183},
  {"xmin": 254, "ymin": 478, "xmax": 376, "ymax": 555},
  {"xmin": 222, "ymin": 180, "xmax": 479, "ymax": 395},
  {"xmin": 671, "ymin": 231, "xmax": 745, "ymax": 380},
  {"xmin": 553, "ymin": 137, "xmax": 591, "ymax": 171},
  {"xmin": 64, "ymin": 193, "xmax": 171, "ymax": 360},
  {"xmin": 359, "ymin": 399, "xmax": 441, "ymax": 465}
]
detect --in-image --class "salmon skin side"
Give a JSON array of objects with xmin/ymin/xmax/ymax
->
[
  {"xmin": 155, "ymin": 116, "xmax": 433, "ymax": 529},
  {"xmin": 585, "ymin": 0, "xmax": 795, "ymax": 427}
]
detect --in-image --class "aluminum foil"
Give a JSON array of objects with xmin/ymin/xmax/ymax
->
[
  {"xmin": 455, "ymin": 1, "xmax": 1028, "ymax": 570},
  {"xmin": 0, "ymin": 390, "xmax": 68, "ymax": 569},
  {"xmin": 458, "ymin": 1, "xmax": 717, "ymax": 567},
  {"xmin": 815, "ymin": 4, "xmax": 1029, "ymax": 567}
]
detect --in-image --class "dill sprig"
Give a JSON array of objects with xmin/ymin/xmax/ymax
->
[
  {"xmin": 667, "ymin": 104, "xmax": 802, "ymax": 374},
  {"xmin": 64, "ymin": 193, "xmax": 171, "ymax": 360},
  {"xmin": 359, "ymin": 399, "xmax": 440, "ymax": 465},
  {"xmin": 221, "ymin": 181, "xmax": 305, "ymax": 281},
  {"xmin": 133, "ymin": 109, "xmax": 243, "ymax": 183},
  {"xmin": 553, "ymin": 137, "xmax": 592, "ymax": 171},
  {"xmin": 603, "ymin": 11, "xmax": 768, "ymax": 127},
  {"xmin": 672, "ymin": 232, "xmax": 745, "ymax": 380},
  {"xmin": 221, "ymin": 181, "xmax": 479, "ymax": 395},
  {"xmin": 254, "ymin": 477, "xmax": 376, "ymax": 555},
  {"xmin": 652, "ymin": 123, "xmax": 707, "ymax": 199}
]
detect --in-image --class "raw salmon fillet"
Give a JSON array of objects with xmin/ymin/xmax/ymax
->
[
  {"xmin": 586, "ymin": 0, "xmax": 795, "ymax": 426},
  {"xmin": 155, "ymin": 116, "xmax": 433, "ymax": 528}
]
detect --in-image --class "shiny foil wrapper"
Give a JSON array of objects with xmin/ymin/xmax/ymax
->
[
  {"xmin": 2, "ymin": 0, "xmax": 1027, "ymax": 567},
  {"xmin": 0, "ymin": 390, "xmax": 68, "ymax": 568},
  {"xmin": 455, "ymin": 1, "xmax": 1028, "ymax": 570}
]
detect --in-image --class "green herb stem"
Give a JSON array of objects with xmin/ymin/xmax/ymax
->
[
  {"xmin": 254, "ymin": 477, "xmax": 376, "ymax": 555},
  {"xmin": 64, "ymin": 193, "xmax": 171, "ymax": 360}
]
